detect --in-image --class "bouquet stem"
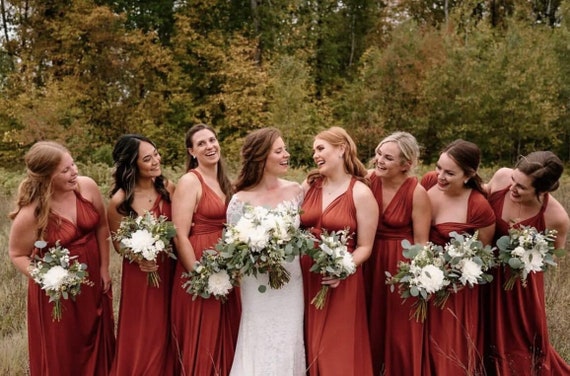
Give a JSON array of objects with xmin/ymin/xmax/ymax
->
[
  {"xmin": 52, "ymin": 300, "xmax": 62, "ymax": 322},
  {"xmin": 311, "ymin": 285, "xmax": 330, "ymax": 310},
  {"xmin": 433, "ymin": 291, "xmax": 450, "ymax": 310},
  {"xmin": 503, "ymin": 275, "xmax": 518, "ymax": 290},
  {"xmin": 410, "ymin": 299, "xmax": 427, "ymax": 323},
  {"xmin": 147, "ymin": 271, "xmax": 161, "ymax": 287},
  {"xmin": 268, "ymin": 265, "xmax": 291, "ymax": 289}
]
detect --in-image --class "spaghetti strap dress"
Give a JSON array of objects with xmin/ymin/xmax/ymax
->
[
  {"xmin": 301, "ymin": 177, "xmax": 374, "ymax": 376},
  {"xmin": 110, "ymin": 196, "xmax": 176, "ymax": 375},
  {"xmin": 170, "ymin": 170, "xmax": 241, "ymax": 376},
  {"xmin": 363, "ymin": 174, "xmax": 424, "ymax": 376},
  {"xmin": 485, "ymin": 188, "xmax": 570, "ymax": 376},
  {"xmin": 28, "ymin": 190, "xmax": 115, "ymax": 376}
]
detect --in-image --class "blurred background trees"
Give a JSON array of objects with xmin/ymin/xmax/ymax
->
[{"xmin": 0, "ymin": 0, "xmax": 568, "ymax": 169}]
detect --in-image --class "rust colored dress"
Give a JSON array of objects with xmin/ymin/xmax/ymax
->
[
  {"xmin": 421, "ymin": 171, "xmax": 495, "ymax": 376},
  {"xmin": 485, "ymin": 188, "xmax": 570, "ymax": 376},
  {"xmin": 170, "ymin": 170, "xmax": 241, "ymax": 376},
  {"xmin": 301, "ymin": 177, "xmax": 374, "ymax": 376},
  {"xmin": 28, "ymin": 190, "xmax": 115, "ymax": 376},
  {"xmin": 363, "ymin": 174, "xmax": 424, "ymax": 376},
  {"xmin": 110, "ymin": 196, "xmax": 176, "ymax": 375}
]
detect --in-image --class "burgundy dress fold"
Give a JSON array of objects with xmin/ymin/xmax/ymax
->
[
  {"xmin": 421, "ymin": 171, "xmax": 495, "ymax": 376},
  {"xmin": 485, "ymin": 188, "xmax": 570, "ymax": 376},
  {"xmin": 301, "ymin": 177, "xmax": 373, "ymax": 376},
  {"xmin": 170, "ymin": 170, "xmax": 241, "ymax": 376},
  {"xmin": 28, "ymin": 190, "xmax": 115, "ymax": 376},
  {"xmin": 363, "ymin": 174, "xmax": 424, "ymax": 376},
  {"xmin": 110, "ymin": 197, "xmax": 176, "ymax": 375}
]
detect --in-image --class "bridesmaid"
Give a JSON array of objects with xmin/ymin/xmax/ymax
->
[
  {"xmin": 363, "ymin": 132, "xmax": 431, "ymax": 376},
  {"xmin": 301, "ymin": 126, "xmax": 379, "ymax": 376},
  {"xmin": 420, "ymin": 139, "xmax": 495, "ymax": 375},
  {"xmin": 485, "ymin": 151, "xmax": 570, "ymax": 375},
  {"xmin": 108, "ymin": 134, "xmax": 176, "ymax": 375},
  {"xmin": 170, "ymin": 124, "xmax": 241, "ymax": 375},
  {"xmin": 8, "ymin": 141, "xmax": 115, "ymax": 375}
]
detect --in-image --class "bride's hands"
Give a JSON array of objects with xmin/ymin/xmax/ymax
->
[{"xmin": 321, "ymin": 276, "xmax": 341, "ymax": 288}]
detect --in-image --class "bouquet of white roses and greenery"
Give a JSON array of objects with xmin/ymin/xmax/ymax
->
[
  {"xmin": 112, "ymin": 211, "xmax": 177, "ymax": 287},
  {"xmin": 386, "ymin": 240, "xmax": 451, "ymax": 322},
  {"xmin": 29, "ymin": 240, "xmax": 93, "ymax": 321},
  {"xmin": 217, "ymin": 201, "xmax": 314, "ymax": 292},
  {"xmin": 442, "ymin": 231, "xmax": 496, "ymax": 290},
  {"xmin": 182, "ymin": 249, "xmax": 237, "ymax": 302},
  {"xmin": 306, "ymin": 228, "xmax": 356, "ymax": 310},
  {"xmin": 496, "ymin": 226, "xmax": 565, "ymax": 290}
]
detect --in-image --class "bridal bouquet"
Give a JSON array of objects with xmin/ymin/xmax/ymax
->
[
  {"xmin": 306, "ymin": 228, "xmax": 356, "ymax": 309},
  {"xmin": 29, "ymin": 240, "xmax": 93, "ymax": 321},
  {"xmin": 112, "ymin": 211, "xmax": 177, "ymax": 287},
  {"xmin": 386, "ymin": 240, "xmax": 451, "ymax": 322},
  {"xmin": 442, "ymin": 231, "xmax": 496, "ymax": 289},
  {"xmin": 218, "ymin": 201, "xmax": 314, "ymax": 292},
  {"xmin": 496, "ymin": 226, "xmax": 563, "ymax": 290},
  {"xmin": 182, "ymin": 249, "xmax": 237, "ymax": 301}
]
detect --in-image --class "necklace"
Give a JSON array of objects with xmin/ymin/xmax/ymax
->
[{"xmin": 136, "ymin": 190, "xmax": 157, "ymax": 204}]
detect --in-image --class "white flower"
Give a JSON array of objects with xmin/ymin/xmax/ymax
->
[
  {"xmin": 458, "ymin": 259, "xmax": 483, "ymax": 286},
  {"xmin": 447, "ymin": 245, "xmax": 464, "ymax": 258},
  {"xmin": 416, "ymin": 264, "xmax": 445, "ymax": 294},
  {"xmin": 42, "ymin": 265, "xmax": 69, "ymax": 291},
  {"xmin": 155, "ymin": 239, "xmax": 165, "ymax": 251},
  {"xmin": 122, "ymin": 229, "xmax": 156, "ymax": 254},
  {"xmin": 340, "ymin": 252, "xmax": 356, "ymax": 274},
  {"xmin": 207, "ymin": 270, "xmax": 232, "ymax": 296},
  {"xmin": 511, "ymin": 246, "xmax": 526, "ymax": 257},
  {"xmin": 522, "ymin": 249, "xmax": 544, "ymax": 275}
]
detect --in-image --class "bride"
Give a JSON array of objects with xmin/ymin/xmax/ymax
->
[{"xmin": 228, "ymin": 127, "xmax": 306, "ymax": 376}]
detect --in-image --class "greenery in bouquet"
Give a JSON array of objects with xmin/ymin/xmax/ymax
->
[
  {"xmin": 112, "ymin": 211, "xmax": 177, "ymax": 287},
  {"xmin": 385, "ymin": 240, "xmax": 451, "ymax": 322},
  {"xmin": 496, "ymin": 226, "xmax": 565, "ymax": 290},
  {"xmin": 217, "ymin": 202, "xmax": 314, "ymax": 293},
  {"xmin": 442, "ymin": 231, "xmax": 496, "ymax": 290},
  {"xmin": 29, "ymin": 240, "xmax": 93, "ymax": 321},
  {"xmin": 182, "ymin": 249, "xmax": 238, "ymax": 302},
  {"xmin": 306, "ymin": 228, "xmax": 356, "ymax": 309}
]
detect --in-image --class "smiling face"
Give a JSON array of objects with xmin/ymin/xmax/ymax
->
[
  {"xmin": 508, "ymin": 169, "xmax": 536, "ymax": 204},
  {"xmin": 136, "ymin": 141, "xmax": 162, "ymax": 179},
  {"xmin": 264, "ymin": 137, "xmax": 290, "ymax": 176},
  {"xmin": 312, "ymin": 137, "xmax": 344, "ymax": 176},
  {"xmin": 374, "ymin": 141, "xmax": 408, "ymax": 178},
  {"xmin": 51, "ymin": 152, "xmax": 79, "ymax": 192},
  {"xmin": 434, "ymin": 152, "xmax": 469, "ymax": 194},
  {"xmin": 189, "ymin": 128, "xmax": 221, "ymax": 167}
]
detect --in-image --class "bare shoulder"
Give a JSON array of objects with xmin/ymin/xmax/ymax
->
[
  {"xmin": 545, "ymin": 195, "xmax": 570, "ymax": 231},
  {"xmin": 11, "ymin": 203, "xmax": 37, "ymax": 226},
  {"xmin": 176, "ymin": 171, "xmax": 201, "ymax": 189},
  {"xmin": 280, "ymin": 179, "xmax": 303, "ymax": 195},
  {"xmin": 488, "ymin": 167, "xmax": 513, "ymax": 193},
  {"xmin": 78, "ymin": 176, "xmax": 103, "ymax": 201},
  {"xmin": 353, "ymin": 180, "xmax": 374, "ymax": 199}
]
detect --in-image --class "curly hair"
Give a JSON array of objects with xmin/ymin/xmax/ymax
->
[
  {"xmin": 110, "ymin": 134, "xmax": 170, "ymax": 216},
  {"xmin": 184, "ymin": 124, "xmax": 233, "ymax": 202},
  {"xmin": 9, "ymin": 141, "xmax": 69, "ymax": 238},
  {"xmin": 307, "ymin": 126, "xmax": 368, "ymax": 186},
  {"xmin": 234, "ymin": 127, "xmax": 282, "ymax": 192}
]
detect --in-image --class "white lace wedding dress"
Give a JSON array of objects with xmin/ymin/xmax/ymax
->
[{"xmin": 228, "ymin": 196, "xmax": 306, "ymax": 376}]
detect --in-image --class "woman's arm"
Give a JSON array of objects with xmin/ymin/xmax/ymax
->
[
  {"xmin": 351, "ymin": 181, "xmax": 380, "ymax": 266},
  {"xmin": 412, "ymin": 184, "xmax": 432, "ymax": 245},
  {"xmin": 8, "ymin": 205, "xmax": 39, "ymax": 278}
]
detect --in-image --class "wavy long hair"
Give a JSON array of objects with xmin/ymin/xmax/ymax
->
[
  {"xmin": 110, "ymin": 134, "xmax": 170, "ymax": 216},
  {"xmin": 9, "ymin": 141, "xmax": 70, "ymax": 238}
]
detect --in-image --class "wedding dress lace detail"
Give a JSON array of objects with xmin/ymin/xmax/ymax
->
[{"xmin": 228, "ymin": 196, "xmax": 306, "ymax": 376}]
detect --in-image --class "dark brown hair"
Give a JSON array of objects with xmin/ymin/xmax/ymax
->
[
  {"xmin": 515, "ymin": 151, "xmax": 563, "ymax": 196},
  {"xmin": 442, "ymin": 139, "xmax": 486, "ymax": 196}
]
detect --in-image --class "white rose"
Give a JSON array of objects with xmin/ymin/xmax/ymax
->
[{"xmin": 511, "ymin": 246, "xmax": 526, "ymax": 257}]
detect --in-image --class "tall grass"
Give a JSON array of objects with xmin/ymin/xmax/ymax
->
[{"xmin": 0, "ymin": 165, "xmax": 569, "ymax": 374}]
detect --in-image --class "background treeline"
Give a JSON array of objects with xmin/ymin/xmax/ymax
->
[{"xmin": 0, "ymin": 0, "xmax": 569, "ymax": 170}]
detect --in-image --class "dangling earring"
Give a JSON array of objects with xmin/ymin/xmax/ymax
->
[{"xmin": 464, "ymin": 178, "xmax": 470, "ymax": 184}]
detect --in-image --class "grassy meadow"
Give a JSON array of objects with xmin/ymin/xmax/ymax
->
[{"xmin": 0, "ymin": 165, "xmax": 569, "ymax": 374}]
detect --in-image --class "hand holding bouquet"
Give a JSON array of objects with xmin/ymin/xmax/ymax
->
[
  {"xmin": 112, "ymin": 211, "xmax": 176, "ymax": 287},
  {"xmin": 182, "ymin": 249, "xmax": 237, "ymax": 301},
  {"xmin": 29, "ymin": 240, "xmax": 93, "ymax": 321},
  {"xmin": 306, "ymin": 228, "xmax": 356, "ymax": 309},
  {"xmin": 386, "ymin": 240, "xmax": 450, "ymax": 322},
  {"xmin": 218, "ymin": 202, "xmax": 314, "ymax": 292},
  {"xmin": 496, "ymin": 226, "xmax": 564, "ymax": 290}
]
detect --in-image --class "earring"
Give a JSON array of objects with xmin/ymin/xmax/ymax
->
[{"xmin": 464, "ymin": 179, "xmax": 469, "ymax": 184}]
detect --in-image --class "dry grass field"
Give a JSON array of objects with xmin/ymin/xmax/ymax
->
[{"xmin": 0, "ymin": 165, "xmax": 568, "ymax": 375}]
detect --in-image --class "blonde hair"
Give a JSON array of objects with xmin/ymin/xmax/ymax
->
[
  {"xmin": 376, "ymin": 131, "xmax": 420, "ymax": 170},
  {"xmin": 9, "ymin": 141, "xmax": 70, "ymax": 238}
]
